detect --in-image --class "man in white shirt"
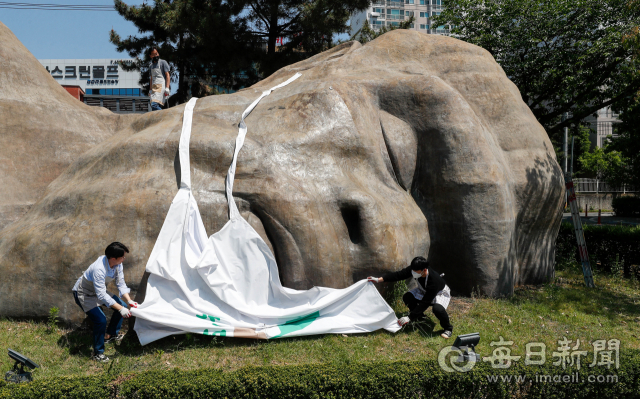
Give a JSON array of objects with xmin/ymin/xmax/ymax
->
[
  {"xmin": 148, "ymin": 47, "xmax": 171, "ymax": 111},
  {"xmin": 72, "ymin": 242, "xmax": 137, "ymax": 362}
]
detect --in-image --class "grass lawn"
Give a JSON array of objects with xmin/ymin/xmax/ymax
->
[{"xmin": 1, "ymin": 264, "xmax": 639, "ymax": 380}]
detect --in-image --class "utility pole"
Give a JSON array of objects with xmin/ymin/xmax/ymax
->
[
  {"xmin": 563, "ymin": 113, "xmax": 569, "ymax": 207},
  {"xmin": 563, "ymin": 114, "xmax": 568, "ymax": 175},
  {"xmin": 570, "ymin": 136, "xmax": 575, "ymax": 175}
]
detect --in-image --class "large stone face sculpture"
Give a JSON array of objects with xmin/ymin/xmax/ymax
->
[{"xmin": 0, "ymin": 24, "xmax": 564, "ymax": 322}]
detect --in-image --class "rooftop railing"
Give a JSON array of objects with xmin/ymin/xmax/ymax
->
[
  {"xmin": 385, "ymin": 14, "xmax": 408, "ymax": 20},
  {"xmin": 386, "ymin": 1, "xmax": 404, "ymax": 8}
]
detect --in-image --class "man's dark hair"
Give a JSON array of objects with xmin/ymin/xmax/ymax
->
[
  {"xmin": 149, "ymin": 47, "xmax": 158, "ymax": 56},
  {"xmin": 411, "ymin": 256, "xmax": 429, "ymax": 271},
  {"xmin": 105, "ymin": 242, "xmax": 130, "ymax": 259}
]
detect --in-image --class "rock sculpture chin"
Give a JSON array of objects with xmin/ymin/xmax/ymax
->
[{"xmin": 0, "ymin": 23, "xmax": 564, "ymax": 322}]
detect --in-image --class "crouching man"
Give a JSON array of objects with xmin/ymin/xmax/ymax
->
[
  {"xmin": 71, "ymin": 242, "xmax": 138, "ymax": 362},
  {"xmin": 368, "ymin": 256, "xmax": 453, "ymax": 339}
]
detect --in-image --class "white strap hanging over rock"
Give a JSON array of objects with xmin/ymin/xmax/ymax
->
[{"xmin": 132, "ymin": 74, "xmax": 400, "ymax": 345}]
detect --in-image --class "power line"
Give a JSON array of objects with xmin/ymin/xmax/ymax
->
[
  {"xmin": 0, "ymin": 2, "xmax": 116, "ymax": 11},
  {"xmin": 0, "ymin": 1, "xmax": 114, "ymax": 6}
]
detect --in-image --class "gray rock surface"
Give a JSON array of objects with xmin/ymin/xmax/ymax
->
[
  {"xmin": 0, "ymin": 27, "xmax": 564, "ymax": 322},
  {"xmin": 0, "ymin": 22, "xmax": 120, "ymax": 231}
]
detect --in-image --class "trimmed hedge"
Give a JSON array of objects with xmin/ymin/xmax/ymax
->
[
  {"xmin": 0, "ymin": 375, "xmax": 111, "ymax": 399},
  {"xmin": 612, "ymin": 196, "xmax": 640, "ymax": 217},
  {"xmin": 2, "ymin": 352, "xmax": 640, "ymax": 399},
  {"xmin": 556, "ymin": 223, "xmax": 640, "ymax": 279}
]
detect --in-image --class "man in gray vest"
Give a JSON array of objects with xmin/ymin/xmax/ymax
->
[
  {"xmin": 72, "ymin": 242, "xmax": 137, "ymax": 362},
  {"xmin": 148, "ymin": 47, "xmax": 170, "ymax": 111}
]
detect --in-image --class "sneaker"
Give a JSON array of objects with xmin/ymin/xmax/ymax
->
[
  {"xmin": 93, "ymin": 353, "xmax": 110, "ymax": 362},
  {"xmin": 104, "ymin": 334, "xmax": 124, "ymax": 344},
  {"xmin": 441, "ymin": 330, "xmax": 453, "ymax": 339}
]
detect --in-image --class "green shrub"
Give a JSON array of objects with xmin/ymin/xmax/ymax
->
[
  {"xmin": 0, "ymin": 375, "xmax": 110, "ymax": 399},
  {"xmin": 47, "ymin": 307, "xmax": 59, "ymax": 334},
  {"xmin": 612, "ymin": 196, "xmax": 640, "ymax": 217},
  {"xmin": 384, "ymin": 280, "xmax": 408, "ymax": 315},
  {"xmin": 2, "ymin": 352, "xmax": 639, "ymax": 398},
  {"xmin": 556, "ymin": 223, "xmax": 640, "ymax": 279}
]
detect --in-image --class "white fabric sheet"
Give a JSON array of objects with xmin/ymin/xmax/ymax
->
[{"xmin": 132, "ymin": 74, "xmax": 400, "ymax": 344}]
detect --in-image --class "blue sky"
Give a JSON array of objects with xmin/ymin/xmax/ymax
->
[
  {"xmin": 1, "ymin": 1, "xmax": 145, "ymax": 59},
  {"xmin": 2, "ymin": 1, "xmax": 352, "ymax": 60}
]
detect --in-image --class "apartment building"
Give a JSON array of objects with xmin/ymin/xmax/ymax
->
[{"xmin": 350, "ymin": 0, "xmax": 449, "ymax": 36}]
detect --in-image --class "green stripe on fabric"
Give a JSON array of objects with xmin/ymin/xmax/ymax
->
[{"xmin": 270, "ymin": 311, "xmax": 320, "ymax": 339}]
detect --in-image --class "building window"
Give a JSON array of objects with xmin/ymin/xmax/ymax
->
[
  {"xmin": 405, "ymin": 0, "xmax": 414, "ymax": 3},
  {"xmin": 420, "ymin": 0, "xmax": 425, "ymax": 4},
  {"xmin": 420, "ymin": 12, "xmax": 425, "ymax": 17},
  {"xmin": 420, "ymin": 24, "xmax": 426, "ymax": 29},
  {"xmin": 406, "ymin": 11, "xmax": 411, "ymax": 15},
  {"xmin": 432, "ymin": 11, "xmax": 440, "ymax": 17},
  {"xmin": 133, "ymin": 89, "xmax": 140, "ymax": 96},
  {"xmin": 390, "ymin": 9, "xmax": 400, "ymax": 14},
  {"xmin": 389, "ymin": 21, "xmax": 400, "ymax": 26}
]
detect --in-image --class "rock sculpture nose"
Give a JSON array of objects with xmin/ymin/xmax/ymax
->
[{"xmin": 340, "ymin": 203, "xmax": 363, "ymax": 245}]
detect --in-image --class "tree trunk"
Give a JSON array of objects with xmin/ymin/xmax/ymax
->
[
  {"xmin": 178, "ymin": 33, "xmax": 186, "ymax": 105},
  {"xmin": 267, "ymin": 2, "xmax": 279, "ymax": 55}
]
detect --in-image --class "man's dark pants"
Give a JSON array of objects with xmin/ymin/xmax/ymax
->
[
  {"xmin": 403, "ymin": 292, "xmax": 453, "ymax": 331},
  {"xmin": 73, "ymin": 292, "xmax": 126, "ymax": 355},
  {"xmin": 151, "ymin": 102, "xmax": 162, "ymax": 111}
]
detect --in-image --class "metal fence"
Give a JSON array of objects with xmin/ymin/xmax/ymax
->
[
  {"xmin": 84, "ymin": 94, "xmax": 151, "ymax": 114},
  {"xmin": 573, "ymin": 178, "xmax": 637, "ymax": 193}
]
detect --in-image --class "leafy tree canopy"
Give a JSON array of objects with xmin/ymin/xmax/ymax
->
[
  {"xmin": 246, "ymin": 0, "xmax": 370, "ymax": 75},
  {"xmin": 608, "ymin": 98, "xmax": 640, "ymax": 188},
  {"xmin": 432, "ymin": 0, "xmax": 640, "ymax": 142},
  {"xmin": 110, "ymin": 0, "xmax": 371, "ymax": 97},
  {"xmin": 110, "ymin": 0, "xmax": 258, "ymax": 103}
]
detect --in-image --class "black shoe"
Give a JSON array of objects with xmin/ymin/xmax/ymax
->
[
  {"xmin": 93, "ymin": 353, "xmax": 110, "ymax": 362},
  {"xmin": 441, "ymin": 330, "xmax": 453, "ymax": 339}
]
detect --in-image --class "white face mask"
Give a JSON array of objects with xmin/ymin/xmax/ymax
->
[{"xmin": 411, "ymin": 270, "xmax": 422, "ymax": 278}]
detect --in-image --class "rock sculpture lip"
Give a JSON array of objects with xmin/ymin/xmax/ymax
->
[
  {"xmin": 245, "ymin": 209, "xmax": 307, "ymax": 289},
  {"xmin": 0, "ymin": 27, "xmax": 564, "ymax": 323},
  {"xmin": 216, "ymin": 192, "xmax": 306, "ymax": 289}
]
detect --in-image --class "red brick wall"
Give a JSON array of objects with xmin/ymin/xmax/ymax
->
[{"xmin": 62, "ymin": 85, "xmax": 85, "ymax": 102}]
